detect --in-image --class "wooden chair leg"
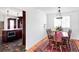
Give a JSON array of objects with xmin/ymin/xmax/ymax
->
[
  {"xmin": 55, "ymin": 42, "xmax": 58, "ymax": 51},
  {"xmin": 56, "ymin": 42, "xmax": 62, "ymax": 52},
  {"xmin": 60, "ymin": 45, "xmax": 62, "ymax": 52}
]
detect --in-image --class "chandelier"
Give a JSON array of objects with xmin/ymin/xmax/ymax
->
[{"xmin": 56, "ymin": 7, "xmax": 62, "ymax": 19}]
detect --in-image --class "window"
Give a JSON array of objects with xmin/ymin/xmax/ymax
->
[
  {"xmin": 10, "ymin": 20, "xmax": 14, "ymax": 29},
  {"xmin": 54, "ymin": 16, "xmax": 70, "ymax": 28},
  {"xmin": 8, "ymin": 18, "xmax": 16, "ymax": 29}
]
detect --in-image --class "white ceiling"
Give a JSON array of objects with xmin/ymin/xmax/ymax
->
[
  {"xmin": 0, "ymin": 7, "xmax": 79, "ymax": 16},
  {"xmin": 33, "ymin": 7, "xmax": 79, "ymax": 14},
  {"xmin": 0, "ymin": 7, "xmax": 22, "ymax": 17}
]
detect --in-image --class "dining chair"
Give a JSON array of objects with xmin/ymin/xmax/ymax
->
[
  {"xmin": 55, "ymin": 31, "xmax": 63, "ymax": 52},
  {"xmin": 46, "ymin": 29, "xmax": 55, "ymax": 50},
  {"xmin": 62, "ymin": 29, "xmax": 72, "ymax": 51},
  {"xmin": 68, "ymin": 29, "xmax": 72, "ymax": 48}
]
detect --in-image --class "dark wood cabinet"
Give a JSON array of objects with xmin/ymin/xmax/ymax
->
[{"xmin": 2, "ymin": 29, "xmax": 22, "ymax": 43}]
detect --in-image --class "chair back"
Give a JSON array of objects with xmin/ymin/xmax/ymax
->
[
  {"xmin": 46, "ymin": 29, "xmax": 51, "ymax": 35},
  {"xmin": 46, "ymin": 29, "xmax": 53, "ymax": 39},
  {"xmin": 55, "ymin": 31, "xmax": 62, "ymax": 42},
  {"xmin": 68, "ymin": 29, "xmax": 72, "ymax": 39}
]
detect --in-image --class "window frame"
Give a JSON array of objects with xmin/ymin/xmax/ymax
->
[
  {"xmin": 54, "ymin": 16, "xmax": 70, "ymax": 28},
  {"xmin": 8, "ymin": 18, "xmax": 16, "ymax": 29}
]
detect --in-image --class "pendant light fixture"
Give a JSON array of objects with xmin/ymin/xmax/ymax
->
[
  {"xmin": 56, "ymin": 7, "xmax": 63, "ymax": 28},
  {"xmin": 56, "ymin": 7, "xmax": 62, "ymax": 19}
]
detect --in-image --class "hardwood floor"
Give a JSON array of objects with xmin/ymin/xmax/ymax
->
[
  {"xmin": 28, "ymin": 36, "xmax": 48, "ymax": 52},
  {"xmin": 27, "ymin": 37, "xmax": 79, "ymax": 52},
  {"xmin": 71, "ymin": 40, "xmax": 79, "ymax": 51}
]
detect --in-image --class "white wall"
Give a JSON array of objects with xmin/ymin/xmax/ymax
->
[
  {"xmin": 47, "ymin": 14, "xmax": 55, "ymax": 29},
  {"xmin": 26, "ymin": 8, "xmax": 47, "ymax": 49},
  {"xmin": 0, "ymin": 14, "xmax": 5, "ymax": 22},
  {"xmin": 70, "ymin": 12, "xmax": 79, "ymax": 39},
  {"xmin": 47, "ymin": 11, "xmax": 79, "ymax": 39},
  {"xmin": 0, "ymin": 13, "xmax": 8, "ymax": 29},
  {"xmin": 0, "ymin": 8, "xmax": 22, "ymax": 29},
  {"xmin": 4, "ymin": 16, "xmax": 17, "ymax": 29}
]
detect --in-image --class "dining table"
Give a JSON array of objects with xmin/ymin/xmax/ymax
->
[{"xmin": 51, "ymin": 28, "xmax": 69, "ymax": 42}]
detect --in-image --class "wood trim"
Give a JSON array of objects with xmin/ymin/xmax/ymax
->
[
  {"xmin": 27, "ymin": 36, "xmax": 48, "ymax": 52},
  {"xmin": 18, "ymin": 17, "xmax": 23, "ymax": 28},
  {"xmin": 8, "ymin": 18, "xmax": 16, "ymax": 29},
  {"xmin": 22, "ymin": 11, "xmax": 26, "ymax": 46}
]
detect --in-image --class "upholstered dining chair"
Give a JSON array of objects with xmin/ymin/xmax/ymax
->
[
  {"xmin": 55, "ymin": 31, "xmax": 63, "ymax": 51},
  {"xmin": 62, "ymin": 29, "xmax": 72, "ymax": 51},
  {"xmin": 46, "ymin": 29, "xmax": 55, "ymax": 49},
  {"xmin": 68, "ymin": 29, "xmax": 72, "ymax": 48}
]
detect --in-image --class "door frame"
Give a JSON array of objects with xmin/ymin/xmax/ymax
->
[{"xmin": 22, "ymin": 11, "xmax": 26, "ymax": 46}]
